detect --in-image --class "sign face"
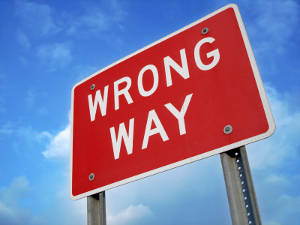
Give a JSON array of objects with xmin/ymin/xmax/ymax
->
[{"xmin": 70, "ymin": 4, "xmax": 275, "ymax": 200}]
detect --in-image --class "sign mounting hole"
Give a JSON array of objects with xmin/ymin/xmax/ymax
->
[
  {"xmin": 224, "ymin": 125, "xmax": 233, "ymax": 134},
  {"xmin": 89, "ymin": 173, "xmax": 95, "ymax": 181},
  {"xmin": 202, "ymin": 27, "xmax": 209, "ymax": 34}
]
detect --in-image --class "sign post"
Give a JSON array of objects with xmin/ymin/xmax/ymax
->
[
  {"xmin": 221, "ymin": 146, "xmax": 262, "ymax": 225},
  {"xmin": 87, "ymin": 191, "xmax": 106, "ymax": 225}
]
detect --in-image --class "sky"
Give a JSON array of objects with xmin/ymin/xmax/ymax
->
[{"xmin": 0, "ymin": 0, "xmax": 299, "ymax": 224}]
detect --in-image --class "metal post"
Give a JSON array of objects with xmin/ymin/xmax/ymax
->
[
  {"xmin": 87, "ymin": 191, "xmax": 106, "ymax": 225},
  {"xmin": 220, "ymin": 146, "xmax": 262, "ymax": 225}
]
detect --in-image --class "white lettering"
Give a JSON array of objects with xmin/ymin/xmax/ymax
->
[
  {"xmin": 138, "ymin": 65, "xmax": 159, "ymax": 97},
  {"xmin": 165, "ymin": 94, "xmax": 193, "ymax": 135},
  {"xmin": 194, "ymin": 37, "xmax": 220, "ymax": 71},
  {"xmin": 164, "ymin": 49, "xmax": 190, "ymax": 87},
  {"xmin": 88, "ymin": 85, "xmax": 109, "ymax": 122},
  {"xmin": 142, "ymin": 110, "xmax": 169, "ymax": 149},
  {"xmin": 110, "ymin": 118, "xmax": 134, "ymax": 160},
  {"xmin": 114, "ymin": 77, "xmax": 133, "ymax": 110}
]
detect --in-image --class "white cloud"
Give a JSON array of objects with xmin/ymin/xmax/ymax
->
[
  {"xmin": 37, "ymin": 107, "xmax": 49, "ymax": 116},
  {"xmin": 0, "ymin": 69, "xmax": 5, "ymax": 113},
  {"xmin": 13, "ymin": 0, "xmax": 126, "ymax": 48},
  {"xmin": 25, "ymin": 88, "xmax": 35, "ymax": 108},
  {"xmin": 66, "ymin": 1, "xmax": 125, "ymax": 36},
  {"xmin": 37, "ymin": 131, "xmax": 52, "ymax": 141},
  {"xmin": 14, "ymin": 0, "xmax": 60, "ymax": 36},
  {"xmin": 105, "ymin": 154, "xmax": 230, "ymax": 224},
  {"xmin": 19, "ymin": 56, "xmax": 28, "ymax": 66},
  {"xmin": 51, "ymin": 176, "xmax": 87, "ymax": 225},
  {"xmin": 23, "ymin": 89, "xmax": 49, "ymax": 114},
  {"xmin": 246, "ymin": 84, "xmax": 300, "ymax": 224},
  {"xmin": 0, "ymin": 176, "xmax": 45, "ymax": 225},
  {"xmin": 254, "ymin": 0, "xmax": 299, "ymax": 46},
  {"xmin": 0, "ymin": 176, "xmax": 31, "ymax": 206},
  {"xmin": 36, "ymin": 43, "xmax": 73, "ymax": 71},
  {"xmin": 108, "ymin": 204, "xmax": 154, "ymax": 225},
  {"xmin": 73, "ymin": 65, "xmax": 98, "ymax": 83},
  {"xmin": 244, "ymin": 0, "xmax": 300, "ymax": 76},
  {"xmin": 259, "ymin": 192, "xmax": 300, "ymax": 224},
  {"xmin": 247, "ymin": 84, "xmax": 300, "ymax": 170},
  {"xmin": 264, "ymin": 222, "xmax": 281, "ymax": 225},
  {"xmin": 276, "ymin": 194, "xmax": 300, "ymax": 216},
  {"xmin": 67, "ymin": 11, "xmax": 108, "ymax": 35},
  {"xmin": 0, "ymin": 120, "xmax": 68, "ymax": 160},
  {"xmin": 42, "ymin": 124, "xmax": 70, "ymax": 159},
  {"xmin": 0, "ymin": 122, "xmax": 49, "ymax": 146},
  {"xmin": 264, "ymin": 174, "xmax": 291, "ymax": 189},
  {"xmin": 16, "ymin": 30, "xmax": 31, "ymax": 49}
]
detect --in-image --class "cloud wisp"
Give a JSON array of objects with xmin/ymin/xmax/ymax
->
[
  {"xmin": 247, "ymin": 84, "xmax": 300, "ymax": 224},
  {"xmin": 36, "ymin": 43, "xmax": 73, "ymax": 71},
  {"xmin": 14, "ymin": 0, "xmax": 126, "ymax": 39},
  {"xmin": 66, "ymin": 1, "xmax": 125, "ymax": 36},
  {"xmin": 108, "ymin": 204, "xmax": 154, "ymax": 225},
  {"xmin": 42, "ymin": 124, "xmax": 70, "ymax": 159},
  {"xmin": 14, "ymin": 0, "xmax": 60, "ymax": 37},
  {"xmin": 0, "ymin": 176, "xmax": 45, "ymax": 225},
  {"xmin": 16, "ymin": 30, "xmax": 31, "ymax": 49}
]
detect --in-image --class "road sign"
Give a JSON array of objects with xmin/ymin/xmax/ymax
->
[{"xmin": 70, "ymin": 4, "xmax": 275, "ymax": 200}]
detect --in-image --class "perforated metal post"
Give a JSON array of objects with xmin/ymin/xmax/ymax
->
[
  {"xmin": 220, "ymin": 146, "xmax": 262, "ymax": 225},
  {"xmin": 87, "ymin": 191, "xmax": 106, "ymax": 225}
]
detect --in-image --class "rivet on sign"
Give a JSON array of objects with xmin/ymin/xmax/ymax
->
[
  {"xmin": 235, "ymin": 152, "xmax": 238, "ymax": 156},
  {"xmin": 89, "ymin": 173, "xmax": 95, "ymax": 181},
  {"xmin": 224, "ymin": 125, "xmax": 233, "ymax": 134},
  {"xmin": 90, "ymin": 84, "xmax": 95, "ymax": 90},
  {"xmin": 202, "ymin": 27, "xmax": 209, "ymax": 35},
  {"xmin": 249, "ymin": 221, "xmax": 252, "ymax": 224}
]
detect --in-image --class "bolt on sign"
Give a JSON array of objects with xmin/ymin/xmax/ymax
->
[{"xmin": 70, "ymin": 4, "xmax": 275, "ymax": 200}]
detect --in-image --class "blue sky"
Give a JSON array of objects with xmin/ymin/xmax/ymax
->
[{"xmin": 0, "ymin": 0, "xmax": 299, "ymax": 224}]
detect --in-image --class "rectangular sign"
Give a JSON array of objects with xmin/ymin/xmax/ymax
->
[{"xmin": 70, "ymin": 4, "xmax": 275, "ymax": 200}]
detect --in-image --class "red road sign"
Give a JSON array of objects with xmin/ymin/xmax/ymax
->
[{"xmin": 70, "ymin": 4, "xmax": 275, "ymax": 200}]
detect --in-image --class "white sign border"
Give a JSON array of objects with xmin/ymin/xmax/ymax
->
[{"xmin": 70, "ymin": 3, "xmax": 276, "ymax": 200}]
